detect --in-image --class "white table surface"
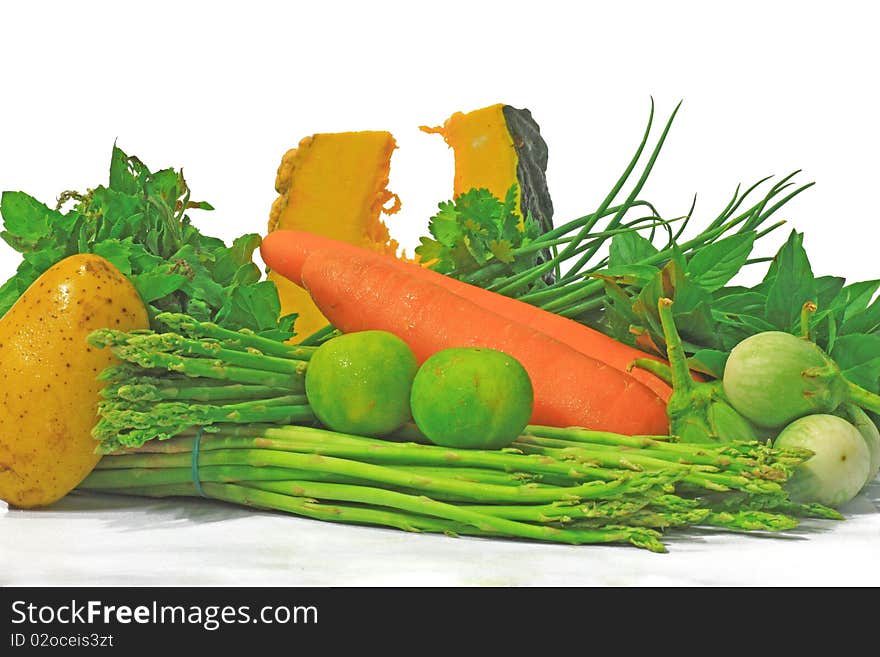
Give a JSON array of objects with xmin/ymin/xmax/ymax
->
[{"xmin": 2, "ymin": 479, "xmax": 878, "ymax": 587}]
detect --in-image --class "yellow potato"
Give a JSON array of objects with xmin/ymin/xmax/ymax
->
[{"xmin": 0, "ymin": 254, "xmax": 148, "ymax": 508}]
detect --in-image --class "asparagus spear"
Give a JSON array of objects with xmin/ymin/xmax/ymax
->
[{"xmin": 155, "ymin": 312, "xmax": 316, "ymax": 360}]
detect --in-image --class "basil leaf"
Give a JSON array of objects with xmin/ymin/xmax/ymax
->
[
  {"xmin": 814, "ymin": 276, "xmax": 847, "ymax": 312},
  {"xmin": 840, "ymin": 297, "xmax": 880, "ymax": 336},
  {"xmin": 689, "ymin": 349, "xmax": 729, "ymax": 378},
  {"xmin": 632, "ymin": 260, "xmax": 718, "ymax": 349},
  {"xmin": 831, "ymin": 334, "xmax": 880, "ymax": 393},
  {"xmin": 713, "ymin": 291, "xmax": 767, "ymax": 316},
  {"xmin": 687, "ymin": 231, "xmax": 756, "ymax": 292},
  {"xmin": 764, "ymin": 230, "xmax": 816, "ymax": 331},
  {"xmin": 608, "ymin": 231, "xmax": 658, "ymax": 269}
]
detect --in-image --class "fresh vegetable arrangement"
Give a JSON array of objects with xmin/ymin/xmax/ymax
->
[
  {"xmin": 1, "ymin": 100, "xmax": 877, "ymax": 556},
  {"xmin": 75, "ymin": 311, "xmax": 843, "ymax": 551}
]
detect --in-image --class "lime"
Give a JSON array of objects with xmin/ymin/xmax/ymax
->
[
  {"xmin": 305, "ymin": 330, "xmax": 418, "ymax": 437},
  {"xmin": 410, "ymin": 347, "xmax": 533, "ymax": 449}
]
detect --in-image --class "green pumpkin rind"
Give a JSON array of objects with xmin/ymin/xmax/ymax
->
[{"xmin": 501, "ymin": 105, "xmax": 554, "ymax": 236}]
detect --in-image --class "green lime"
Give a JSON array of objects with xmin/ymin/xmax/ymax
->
[
  {"xmin": 410, "ymin": 347, "xmax": 533, "ymax": 450},
  {"xmin": 305, "ymin": 330, "xmax": 418, "ymax": 437}
]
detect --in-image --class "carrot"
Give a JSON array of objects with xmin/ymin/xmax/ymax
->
[
  {"xmin": 290, "ymin": 244, "xmax": 670, "ymax": 435},
  {"xmin": 261, "ymin": 230, "xmax": 674, "ymax": 400}
]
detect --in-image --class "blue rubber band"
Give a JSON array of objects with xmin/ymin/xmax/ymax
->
[{"xmin": 192, "ymin": 427, "xmax": 207, "ymax": 497}]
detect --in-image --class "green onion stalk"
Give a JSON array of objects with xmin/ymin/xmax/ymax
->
[{"xmin": 454, "ymin": 103, "xmax": 812, "ymax": 321}]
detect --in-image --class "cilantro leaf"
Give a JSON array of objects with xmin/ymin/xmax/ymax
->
[
  {"xmin": 427, "ymin": 201, "xmax": 461, "ymax": 247},
  {"xmin": 488, "ymin": 239, "xmax": 516, "ymax": 264},
  {"xmin": 417, "ymin": 185, "xmax": 552, "ymax": 288}
]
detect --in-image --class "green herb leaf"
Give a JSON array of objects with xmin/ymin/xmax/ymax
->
[
  {"xmin": 488, "ymin": 239, "xmax": 516, "ymax": 263},
  {"xmin": 0, "ymin": 191, "xmax": 59, "ymax": 250},
  {"xmin": 591, "ymin": 264, "xmax": 660, "ymax": 287},
  {"xmin": 831, "ymin": 334, "xmax": 880, "ymax": 393},
  {"xmin": 686, "ymin": 231, "xmax": 756, "ymax": 292},
  {"xmin": 713, "ymin": 291, "xmax": 767, "ymax": 317},
  {"xmin": 838, "ymin": 280, "xmax": 880, "ymax": 322},
  {"xmin": 840, "ymin": 296, "xmax": 880, "ymax": 336},
  {"xmin": 212, "ymin": 234, "xmax": 263, "ymax": 285},
  {"xmin": 109, "ymin": 145, "xmax": 140, "ymax": 194},
  {"xmin": 814, "ymin": 276, "xmax": 846, "ymax": 311},
  {"xmin": 92, "ymin": 239, "xmax": 136, "ymax": 276},
  {"xmin": 608, "ymin": 231, "xmax": 658, "ymax": 268},
  {"xmin": 214, "ymin": 280, "xmax": 290, "ymax": 335},
  {"xmin": 764, "ymin": 230, "xmax": 816, "ymax": 331},
  {"xmin": 427, "ymin": 201, "xmax": 461, "ymax": 247},
  {"xmin": 418, "ymin": 185, "xmax": 549, "ymax": 285},
  {"xmin": 129, "ymin": 268, "xmax": 188, "ymax": 303},
  {"xmin": 0, "ymin": 278, "xmax": 22, "ymax": 316},
  {"xmin": 689, "ymin": 349, "xmax": 729, "ymax": 378},
  {"xmin": 632, "ymin": 261, "xmax": 719, "ymax": 350}
]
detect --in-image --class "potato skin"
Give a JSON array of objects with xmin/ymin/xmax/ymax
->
[{"xmin": 0, "ymin": 254, "xmax": 148, "ymax": 508}]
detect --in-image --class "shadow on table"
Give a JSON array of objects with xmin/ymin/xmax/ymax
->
[
  {"xmin": 33, "ymin": 475, "xmax": 880, "ymax": 549},
  {"xmin": 54, "ymin": 490, "xmax": 261, "ymax": 530},
  {"xmin": 664, "ymin": 478, "xmax": 880, "ymax": 549}
]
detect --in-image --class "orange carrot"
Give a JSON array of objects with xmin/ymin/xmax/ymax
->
[
  {"xmin": 286, "ymin": 244, "xmax": 670, "ymax": 435},
  {"xmin": 261, "ymin": 230, "xmax": 674, "ymax": 400}
]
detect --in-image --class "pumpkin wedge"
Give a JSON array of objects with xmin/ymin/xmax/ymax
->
[
  {"xmin": 268, "ymin": 131, "xmax": 400, "ymax": 340},
  {"xmin": 421, "ymin": 103, "xmax": 554, "ymax": 235}
]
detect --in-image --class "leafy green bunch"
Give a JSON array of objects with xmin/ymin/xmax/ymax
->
[
  {"xmin": 414, "ymin": 185, "xmax": 545, "ymax": 280},
  {"xmin": 602, "ymin": 229, "xmax": 880, "ymax": 394},
  {"xmin": 0, "ymin": 145, "xmax": 296, "ymax": 340}
]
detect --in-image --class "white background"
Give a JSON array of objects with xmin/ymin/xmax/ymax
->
[{"xmin": 1, "ymin": 1, "xmax": 878, "ymax": 586}]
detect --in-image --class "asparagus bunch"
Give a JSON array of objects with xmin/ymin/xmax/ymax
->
[
  {"xmin": 79, "ymin": 423, "xmax": 839, "ymax": 553},
  {"xmin": 88, "ymin": 313, "xmax": 318, "ymax": 452}
]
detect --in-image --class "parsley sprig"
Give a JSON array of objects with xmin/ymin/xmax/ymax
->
[{"xmin": 415, "ymin": 185, "xmax": 544, "ymax": 278}]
